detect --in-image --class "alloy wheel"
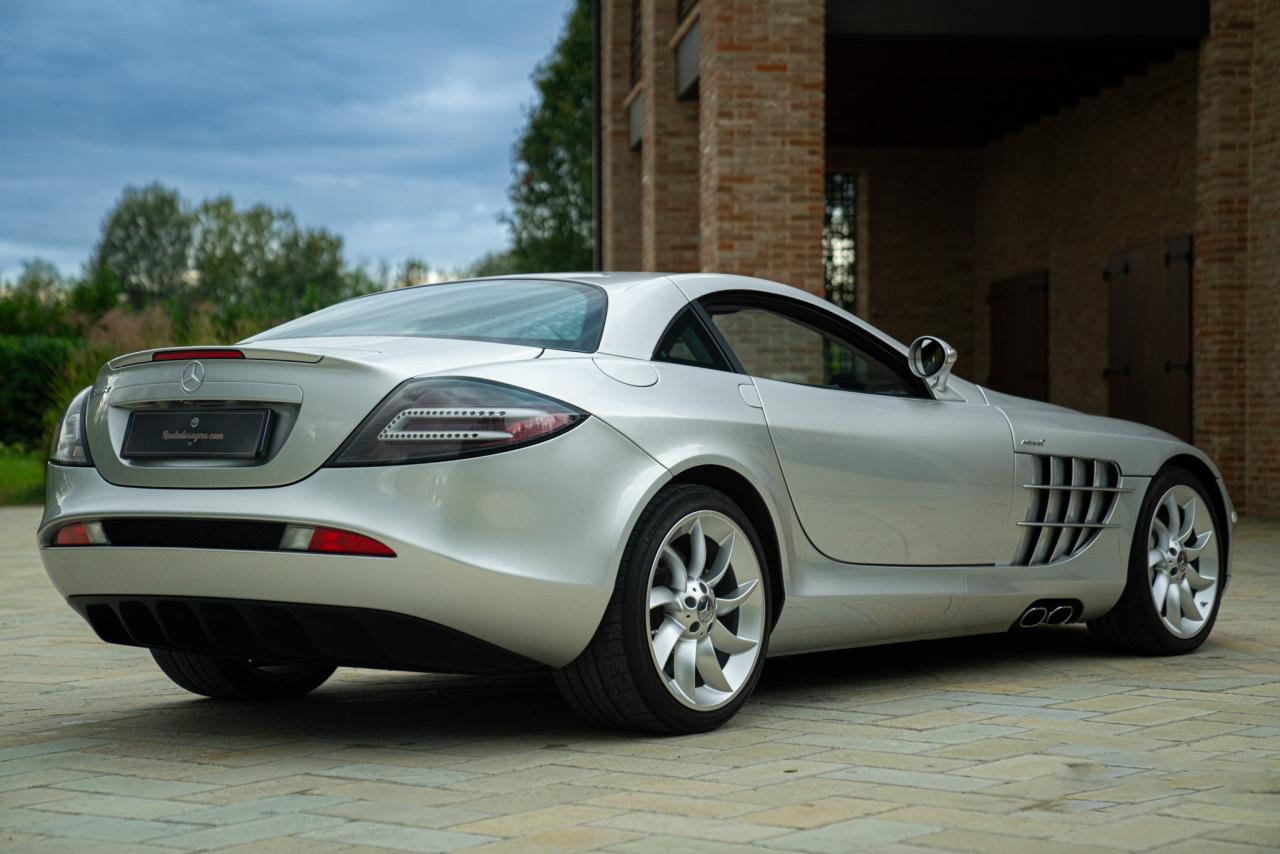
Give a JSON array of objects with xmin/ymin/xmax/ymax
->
[
  {"xmin": 1147, "ymin": 485, "xmax": 1218, "ymax": 639},
  {"xmin": 645, "ymin": 510, "xmax": 765, "ymax": 711}
]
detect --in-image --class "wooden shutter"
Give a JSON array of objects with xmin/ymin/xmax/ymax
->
[
  {"xmin": 988, "ymin": 271, "xmax": 1049, "ymax": 401},
  {"xmin": 1105, "ymin": 236, "xmax": 1192, "ymax": 441}
]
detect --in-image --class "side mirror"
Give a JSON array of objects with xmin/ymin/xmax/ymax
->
[{"xmin": 908, "ymin": 336, "xmax": 957, "ymax": 393}]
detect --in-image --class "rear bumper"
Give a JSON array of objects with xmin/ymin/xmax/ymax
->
[
  {"xmin": 70, "ymin": 595, "xmax": 540, "ymax": 674},
  {"xmin": 39, "ymin": 418, "xmax": 670, "ymax": 668}
]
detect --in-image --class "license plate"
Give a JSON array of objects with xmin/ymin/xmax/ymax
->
[{"xmin": 122, "ymin": 409, "xmax": 272, "ymax": 459}]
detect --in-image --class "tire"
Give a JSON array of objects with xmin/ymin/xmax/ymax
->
[
  {"xmin": 555, "ymin": 484, "xmax": 772, "ymax": 733},
  {"xmin": 150, "ymin": 649, "xmax": 335, "ymax": 700},
  {"xmin": 1088, "ymin": 466, "xmax": 1226, "ymax": 655}
]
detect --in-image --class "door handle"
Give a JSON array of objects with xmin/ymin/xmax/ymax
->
[{"xmin": 1164, "ymin": 361, "xmax": 1191, "ymax": 374}]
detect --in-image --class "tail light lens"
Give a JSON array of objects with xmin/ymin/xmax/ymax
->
[
  {"xmin": 51, "ymin": 521, "xmax": 109, "ymax": 546},
  {"xmin": 328, "ymin": 377, "xmax": 587, "ymax": 466},
  {"xmin": 50, "ymin": 387, "xmax": 93, "ymax": 466},
  {"xmin": 280, "ymin": 525, "xmax": 395, "ymax": 557}
]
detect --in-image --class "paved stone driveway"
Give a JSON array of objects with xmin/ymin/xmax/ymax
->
[{"xmin": 1, "ymin": 506, "xmax": 1277, "ymax": 853}]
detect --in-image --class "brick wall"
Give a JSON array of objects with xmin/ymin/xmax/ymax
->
[
  {"xmin": 971, "ymin": 52, "xmax": 1199, "ymax": 415},
  {"xmin": 827, "ymin": 148, "xmax": 977, "ymax": 355},
  {"xmin": 1195, "ymin": 0, "xmax": 1255, "ymax": 509},
  {"xmin": 1247, "ymin": 0, "xmax": 1280, "ymax": 515},
  {"xmin": 640, "ymin": 0, "xmax": 701, "ymax": 271},
  {"xmin": 601, "ymin": 0, "xmax": 642, "ymax": 270},
  {"xmin": 698, "ymin": 0, "xmax": 825, "ymax": 294}
]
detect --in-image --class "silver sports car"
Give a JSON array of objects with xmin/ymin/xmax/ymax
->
[{"xmin": 40, "ymin": 273, "xmax": 1234, "ymax": 733}]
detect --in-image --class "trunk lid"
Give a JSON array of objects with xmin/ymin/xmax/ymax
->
[{"xmin": 87, "ymin": 337, "xmax": 542, "ymax": 488}]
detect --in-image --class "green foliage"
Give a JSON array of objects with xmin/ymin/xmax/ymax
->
[
  {"xmin": 0, "ymin": 260, "xmax": 76, "ymax": 336},
  {"xmin": 0, "ymin": 182, "xmax": 389, "ymax": 450},
  {"xmin": 67, "ymin": 266, "xmax": 126, "ymax": 317},
  {"xmin": 466, "ymin": 249, "xmax": 522, "ymax": 278},
  {"xmin": 396, "ymin": 257, "xmax": 432, "ymax": 288},
  {"xmin": 504, "ymin": 0, "xmax": 593, "ymax": 272},
  {"xmin": 191, "ymin": 195, "xmax": 371, "ymax": 335},
  {"xmin": 92, "ymin": 183, "xmax": 196, "ymax": 307},
  {"xmin": 0, "ymin": 336, "xmax": 76, "ymax": 450},
  {"xmin": 0, "ymin": 445, "xmax": 45, "ymax": 505}
]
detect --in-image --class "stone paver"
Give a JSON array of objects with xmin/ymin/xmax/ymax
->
[{"xmin": 1, "ymin": 507, "xmax": 1278, "ymax": 851}]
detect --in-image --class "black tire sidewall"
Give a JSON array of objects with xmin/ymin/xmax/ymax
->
[
  {"xmin": 619, "ymin": 486, "xmax": 772, "ymax": 732},
  {"xmin": 151, "ymin": 648, "xmax": 334, "ymax": 700},
  {"xmin": 1127, "ymin": 467, "xmax": 1226, "ymax": 654}
]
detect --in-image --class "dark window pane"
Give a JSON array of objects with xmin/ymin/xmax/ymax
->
[
  {"xmin": 630, "ymin": 0, "xmax": 642, "ymax": 87},
  {"xmin": 255, "ymin": 279, "xmax": 607, "ymax": 353},
  {"xmin": 824, "ymin": 172, "xmax": 857, "ymax": 311},
  {"xmin": 654, "ymin": 309, "xmax": 730, "ymax": 371},
  {"xmin": 707, "ymin": 305, "xmax": 912, "ymax": 396}
]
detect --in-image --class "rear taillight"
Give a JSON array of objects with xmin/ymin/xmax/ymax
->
[
  {"xmin": 327, "ymin": 377, "xmax": 586, "ymax": 467},
  {"xmin": 280, "ymin": 525, "xmax": 395, "ymax": 557},
  {"xmin": 49, "ymin": 387, "xmax": 93, "ymax": 466},
  {"xmin": 152, "ymin": 349, "xmax": 244, "ymax": 361},
  {"xmin": 51, "ymin": 521, "xmax": 109, "ymax": 546}
]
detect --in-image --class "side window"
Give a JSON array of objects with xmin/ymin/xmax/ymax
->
[
  {"xmin": 653, "ymin": 308, "xmax": 732, "ymax": 371},
  {"xmin": 705, "ymin": 304, "xmax": 917, "ymax": 397}
]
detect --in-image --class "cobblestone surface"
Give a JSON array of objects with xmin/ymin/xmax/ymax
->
[{"xmin": 2, "ymin": 506, "xmax": 1277, "ymax": 852}]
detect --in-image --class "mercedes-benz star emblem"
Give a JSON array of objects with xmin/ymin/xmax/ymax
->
[{"xmin": 180, "ymin": 361, "xmax": 205, "ymax": 393}]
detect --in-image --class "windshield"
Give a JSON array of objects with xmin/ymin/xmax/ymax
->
[{"xmin": 254, "ymin": 278, "xmax": 607, "ymax": 352}]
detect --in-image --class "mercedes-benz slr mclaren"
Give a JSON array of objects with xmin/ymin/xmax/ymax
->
[{"xmin": 39, "ymin": 273, "xmax": 1233, "ymax": 732}]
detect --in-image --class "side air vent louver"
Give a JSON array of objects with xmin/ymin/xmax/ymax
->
[{"xmin": 1013, "ymin": 456, "xmax": 1128, "ymax": 566}]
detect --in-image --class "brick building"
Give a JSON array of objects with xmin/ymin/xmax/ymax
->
[{"xmin": 594, "ymin": 0, "xmax": 1280, "ymax": 516}]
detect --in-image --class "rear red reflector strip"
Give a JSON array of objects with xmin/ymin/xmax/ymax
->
[
  {"xmin": 279, "ymin": 524, "xmax": 395, "ymax": 557},
  {"xmin": 152, "ymin": 349, "xmax": 245, "ymax": 361},
  {"xmin": 52, "ymin": 521, "xmax": 109, "ymax": 546},
  {"xmin": 307, "ymin": 527, "xmax": 396, "ymax": 557}
]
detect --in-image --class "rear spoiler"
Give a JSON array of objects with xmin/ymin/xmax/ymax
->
[{"xmin": 109, "ymin": 346, "xmax": 325, "ymax": 369}]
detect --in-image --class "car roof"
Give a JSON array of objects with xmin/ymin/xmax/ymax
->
[
  {"xmin": 378, "ymin": 272, "xmax": 911, "ymax": 362},
  {"xmin": 509, "ymin": 272, "xmax": 911, "ymax": 359}
]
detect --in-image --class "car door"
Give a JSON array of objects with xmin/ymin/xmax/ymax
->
[{"xmin": 700, "ymin": 293, "xmax": 1014, "ymax": 566}]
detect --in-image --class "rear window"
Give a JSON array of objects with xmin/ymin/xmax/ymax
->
[{"xmin": 254, "ymin": 278, "xmax": 607, "ymax": 352}]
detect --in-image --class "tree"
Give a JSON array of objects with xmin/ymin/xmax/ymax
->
[
  {"xmin": 191, "ymin": 196, "xmax": 373, "ymax": 333},
  {"xmin": 396, "ymin": 257, "xmax": 432, "ymax": 288},
  {"xmin": 0, "ymin": 259, "xmax": 73, "ymax": 336},
  {"xmin": 91, "ymin": 183, "xmax": 195, "ymax": 307},
  {"xmin": 466, "ymin": 249, "xmax": 521, "ymax": 278},
  {"xmin": 503, "ymin": 0, "xmax": 593, "ymax": 272}
]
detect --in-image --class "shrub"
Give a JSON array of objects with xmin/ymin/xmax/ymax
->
[{"xmin": 0, "ymin": 336, "xmax": 76, "ymax": 449}]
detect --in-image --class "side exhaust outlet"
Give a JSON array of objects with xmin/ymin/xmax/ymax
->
[
  {"xmin": 1018, "ymin": 606, "xmax": 1048, "ymax": 628},
  {"xmin": 1045, "ymin": 605, "xmax": 1075, "ymax": 625}
]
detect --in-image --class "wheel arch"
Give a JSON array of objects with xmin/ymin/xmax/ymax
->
[
  {"xmin": 1162, "ymin": 452, "xmax": 1232, "ymax": 580},
  {"xmin": 668, "ymin": 464, "xmax": 786, "ymax": 626}
]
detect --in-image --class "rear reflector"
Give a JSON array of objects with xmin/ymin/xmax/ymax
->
[
  {"xmin": 279, "ymin": 525, "xmax": 395, "ymax": 557},
  {"xmin": 152, "ymin": 349, "xmax": 245, "ymax": 361},
  {"xmin": 52, "ymin": 521, "xmax": 109, "ymax": 546}
]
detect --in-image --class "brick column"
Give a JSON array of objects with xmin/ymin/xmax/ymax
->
[
  {"xmin": 640, "ymin": 0, "xmax": 700, "ymax": 271},
  {"xmin": 601, "ymin": 0, "xmax": 642, "ymax": 270},
  {"xmin": 697, "ymin": 0, "xmax": 825, "ymax": 294},
  {"xmin": 1194, "ymin": 0, "xmax": 1254, "ymax": 508},
  {"xmin": 1247, "ymin": 0, "xmax": 1280, "ymax": 516}
]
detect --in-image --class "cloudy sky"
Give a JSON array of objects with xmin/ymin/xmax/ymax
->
[{"xmin": 0, "ymin": 0, "xmax": 572, "ymax": 279}]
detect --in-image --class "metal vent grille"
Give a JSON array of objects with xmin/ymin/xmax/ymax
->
[{"xmin": 1013, "ymin": 456, "xmax": 1127, "ymax": 566}]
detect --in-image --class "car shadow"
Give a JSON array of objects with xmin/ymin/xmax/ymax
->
[{"xmin": 117, "ymin": 626, "xmax": 1105, "ymax": 744}]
